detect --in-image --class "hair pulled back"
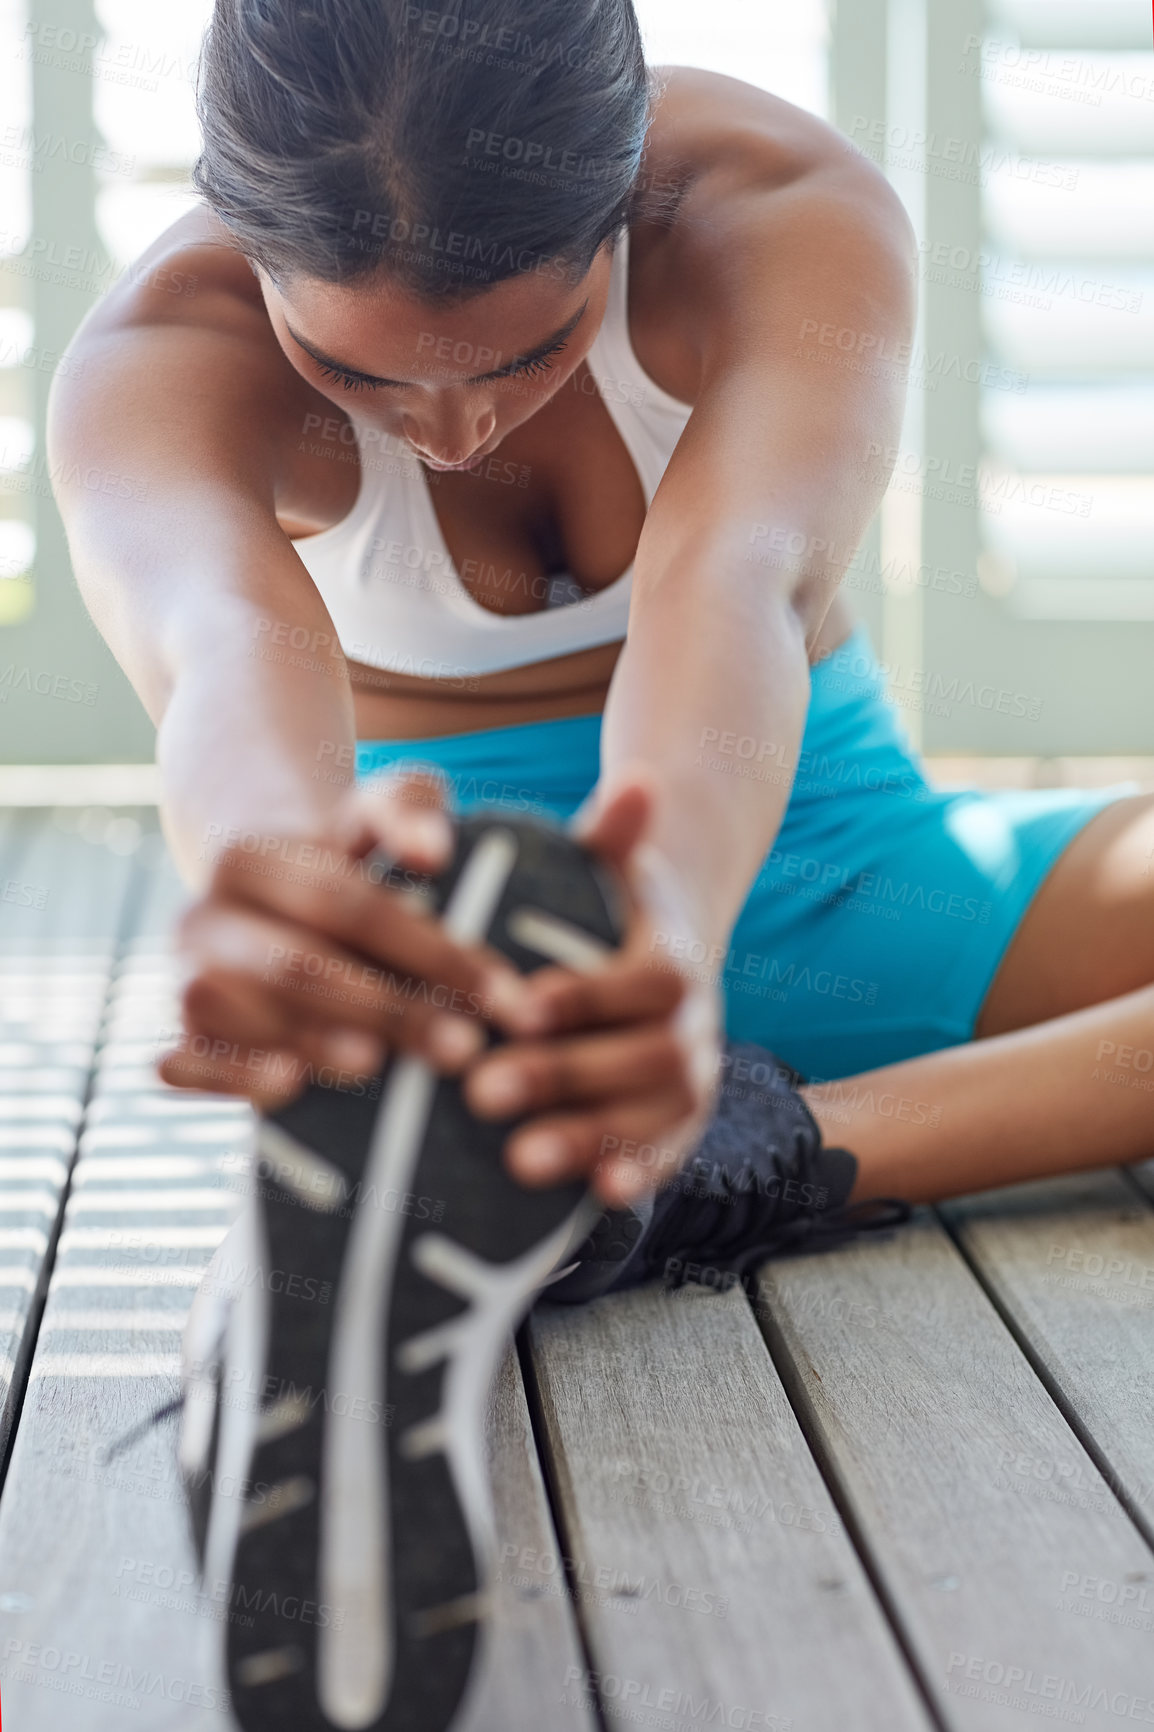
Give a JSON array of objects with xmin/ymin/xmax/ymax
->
[{"xmin": 195, "ymin": 0, "xmax": 652, "ymax": 298}]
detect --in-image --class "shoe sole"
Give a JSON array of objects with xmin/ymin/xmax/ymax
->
[{"xmin": 209, "ymin": 816, "xmax": 626, "ymax": 1732}]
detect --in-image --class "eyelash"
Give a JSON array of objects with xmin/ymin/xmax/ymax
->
[
  {"xmin": 509, "ymin": 338, "xmax": 569, "ymax": 381},
  {"xmin": 315, "ymin": 337, "xmax": 569, "ymax": 393},
  {"xmin": 317, "ymin": 363, "xmax": 376, "ymax": 393}
]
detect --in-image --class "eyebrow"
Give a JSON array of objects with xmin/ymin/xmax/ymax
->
[{"xmin": 285, "ymin": 301, "xmax": 589, "ymax": 388}]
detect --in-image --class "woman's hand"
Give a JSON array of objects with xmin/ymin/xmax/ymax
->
[
  {"xmin": 463, "ymin": 771, "xmax": 723, "ymax": 1209},
  {"xmin": 159, "ymin": 771, "xmax": 531, "ymax": 1109}
]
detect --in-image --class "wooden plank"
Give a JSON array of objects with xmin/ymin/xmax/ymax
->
[
  {"xmin": 0, "ymin": 882, "xmax": 597, "ymax": 1728},
  {"xmin": 0, "ymin": 1342, "xmax": 597, "ymax": 1730},
  {"xmin": 528, "ymin": 1282, "xmax": 932, "ymax": 1732},
  {"xmin": 0, "ymin": 812, "xmax": 139, "ymax": 1463},
  {"xmin": 0, "ymin": 925, "xmax": 239, "ymax": 1727},
  {"xmin": 754, "ymin": 1210, "xmax": 1154, "ymax": 1732},
  {"xmin": 462, "ymin": 1348, "xmax": 598, "ymax": 1732},
  {"xmin": 944, "ymin": 1172, "xmax": 1154, "ymax": 1546}
]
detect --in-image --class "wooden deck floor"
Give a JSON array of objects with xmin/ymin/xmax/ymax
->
[{"xmin": 1, "ymin": 805, "xmax": 1154, "ymax": 1731}]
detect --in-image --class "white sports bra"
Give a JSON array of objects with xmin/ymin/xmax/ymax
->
[{"xmin": 290, "ymin": 228, "xmax": 693, "ymax": 678}]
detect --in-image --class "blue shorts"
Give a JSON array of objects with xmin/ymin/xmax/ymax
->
[{"xmin": 357, "ymin": 627, "xmax": 1131, "ymax": 1082}]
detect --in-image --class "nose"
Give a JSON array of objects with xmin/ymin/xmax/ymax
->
[{"xmin": 401, "ymin": 403, "xmax": 497, "ymax": 466}]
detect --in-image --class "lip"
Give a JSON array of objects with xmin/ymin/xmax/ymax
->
[
  {"xmin": 410, "ymin": 437, "xmax": 500, "ymax": 473},
  {"xmin": 417, "ymin": 454, "xmax": 479, "ymax": 473}
]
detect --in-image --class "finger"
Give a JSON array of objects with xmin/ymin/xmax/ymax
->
[
  {"xmin": 179, "ymin": 904, "xmax": 487, "ymax": 1070},
  {"xmin": 465, "ymin": 1025, "xmax": 694, "ymax": 1121},
  {"xmin": 158, "ymin": 1041, "xmax": 310, "ymax": 1112},
  {"xmin": 206, "ymin": 849, "xmax": 517, "ymax": 1020},
  {"xmin": 503, "ymin": 1089, "xmax": 698, "ymax": 1203},
  {"xmin": 351, "ymin": 769, "xmax": 454, "ymax": 872},
  {"xmin": 181, "ymin": 968, "xmax": 385, "ymax": 1078},
  {"xmin": 508, "ymin": 954, "xmax": 685, "ymax": 1037}
]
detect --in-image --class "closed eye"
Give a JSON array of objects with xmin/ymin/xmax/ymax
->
[
  {"xmin": 313, "ymin": 338, "xmax": 571, "ymax": 393},
  {"xmin": 289, "ymin": 301, "xmax": 586, "ymax": 392},
  {"xmin": 481, "ymin": 337, "xmax": 570, "ymax": 383},
  {"xmin": 316, "ymin": 361, "xmax": 382, "ymax": 393}
]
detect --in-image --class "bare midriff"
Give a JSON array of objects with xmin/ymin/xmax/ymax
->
[{"xmin": 343, "ymin": 606, "xmax": 852, "ymax": 743}]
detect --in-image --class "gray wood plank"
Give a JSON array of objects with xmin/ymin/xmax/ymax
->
[
  {"xmin": 0, "ymin": 930, "xmax": 236, "ymax": 1719},
  {"xmin": 462, "ymin": 1349, "xmax": 598, "ymax": 1732},
  {"xmin": 754, "ymin": 1210, "xmax": 1154, "ymax": 1732},
  {"xmin": 0, "ymin": 939, "xmax": 238, "ymax": 1728},
  {"xmin": 528, "ymin": 1282, "xmax": 932, "ymax": 1732},
  {"xmin": 0, "ymin": 933, "xmax": 596, "ymax": 1729},
  {"xmin": 0, "ymin": 811, "xmax": 141, "ymax": 1463},
  {"xmin": 943, "ymin": 1173, "xmax": 1154, "ymax": 1546}
]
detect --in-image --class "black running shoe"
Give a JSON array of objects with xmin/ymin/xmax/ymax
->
[
  {"xmin": 548, "ymin": 1042, "xmax": 910, "ymax": 1302},
  {"xmin": 178, "ymin": 814, "xmax": 627, "ymax": 1732}
]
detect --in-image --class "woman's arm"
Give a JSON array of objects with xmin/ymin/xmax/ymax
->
[
  {"xmin": 601, "ymin": 122, "xmax": 918, "ymax": 950},
  {"xmin": 49, "ymin": 245, "xmax": 534, "ymax": 1105},
  {"xmin": 50, "ymin": 257, "xmax": 357, "ymax": 883},
  {"xmin": 459, "ymin": 114, "xmax": 918, "ymax": 1201}
]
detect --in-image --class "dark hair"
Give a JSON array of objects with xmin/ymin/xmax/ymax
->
[{"xmin": 194, "ymin": 0, "xmax": 652, "ymax": 299}]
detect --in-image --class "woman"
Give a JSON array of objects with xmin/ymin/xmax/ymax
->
[{"xmin": 51, "ymin": 2, "xmax": 1153, "ymax": 1726}]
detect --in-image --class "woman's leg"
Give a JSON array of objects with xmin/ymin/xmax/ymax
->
[{"xmin": 803, "ymin": 793, "xmax": 1154, "ymax": 1205}]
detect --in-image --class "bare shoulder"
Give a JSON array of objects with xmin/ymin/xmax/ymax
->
[
  {"xmin": 629, "ymin": 68, "xmax": 914, "ymax": 392},
  {"xmin": 74, "ymin": 204, "xmax": 271, "ymax": 348},
  {"xmin": 642, "ymin": 66, "xmax": 907, "ymax": 237},
  {"xmin": 54, "ymin": 204, "xmax": 323, "ymax": 502}
]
